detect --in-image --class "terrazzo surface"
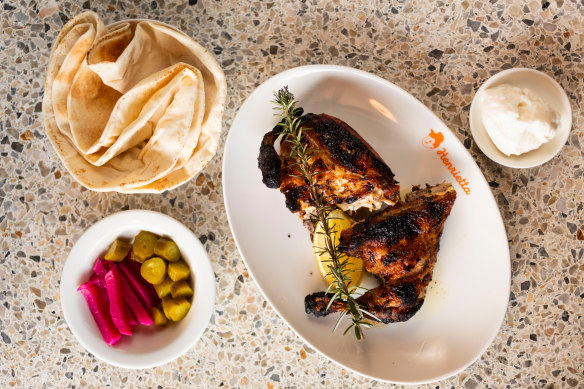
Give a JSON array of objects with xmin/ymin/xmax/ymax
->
[{"xmin": 1, "ymin": 0, "xmax": 583, "ymax": 387}]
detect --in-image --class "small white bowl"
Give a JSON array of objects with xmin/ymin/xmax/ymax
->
[
  {"xmin": 60, "ymin": 210, "xmax": 215, "ymax": 369},
  {"xmin": 469, "ymin": 68, "xmax": 572, "ymax": 168}
]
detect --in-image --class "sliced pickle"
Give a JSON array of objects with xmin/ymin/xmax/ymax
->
[
  {"xmin": 104, "ymin": 239, "xmax": 131, "ymax": 262},
  {"xmin": 132, "ymin": 231, "xmax": 158, "ymax": 261},
  {"xmin": 170, "ymin": 280, "xmax": 193, "ymax": 299},
  {"xmin": 162, "ymin": 297, "xmax": 191, "ymax": 321},
  {"xmin": 130, "ymin": 250, "xmax": 143, "ymax": 263},
  {"xmin": 153, "ymin": 277, "xmax": 173, "ymax": 299},
  {"xmin": 152, "ymin": 306, "xmax": 167, "ymax": 327},
  {"xmin": 140, "ymin": 257, "xmax": 167, "ymax": 285},
  {"xmin": 154, "ymin": 238, "xmax": 180, "ymax": 262},
  {"xmin": 168, "ymin": 260, "xmax": 190, "ymax": 282}
]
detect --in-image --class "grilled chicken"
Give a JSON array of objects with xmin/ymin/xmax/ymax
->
[
  {"xmin": 258, "ymin": 112, "xmax": 400, "ymax": 226},
  {"xmin": 305, "ymin": 183, "xmax": 457, "ymax": 323}
]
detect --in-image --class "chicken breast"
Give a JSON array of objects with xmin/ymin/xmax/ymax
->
[{"xmin": 258, "ymin": 112, "xmax": 400, "ymax": 226}]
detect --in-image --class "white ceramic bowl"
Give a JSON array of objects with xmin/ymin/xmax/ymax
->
[
  {"xmin": 60, "ymin": 210, "xmax": 215, "ymax": 368},
  {"xmin": 469, "ymin": 68, "xmax": 572, "ymax": 168}
]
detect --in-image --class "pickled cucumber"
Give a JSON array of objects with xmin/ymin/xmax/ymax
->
[
  {"xmin": 168, "ymin": 260, "xmax": 190, "ymax": 282},
  {"xmin": 154, "ymin": 238, "xmax": 180, "ymax": 262},
  {"xmin": 130, "ymin": 250, "xmax": 143, "ymax": 263},
  {"xmin": 153, "ymin": 277, "xmax": 173, "ymax": 299},
  {"xmin": 140, "ymin": 257, "xmax": 167, "ymax": 285},
  {"xmin": 152, "ymin": 306, "xmax": 167, "ymax": 327},
  {"xmin": 170, "ymin": 280, "xmax": 193, "ymax": 299},
  {"xmin": 104, "ymin": 239, "xmax": 131, "ymax": 262},
  {"xmin": 132, "ymin": 231, "xmax": 158, "ymax": 261},
  {"xmin": 162, "ymin": 297, "xmax": 191, "ymax": 321}
]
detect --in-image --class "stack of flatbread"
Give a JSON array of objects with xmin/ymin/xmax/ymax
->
[{"xmin": 43, "ymin": 12, "xmax": 226, "ymax": 193}]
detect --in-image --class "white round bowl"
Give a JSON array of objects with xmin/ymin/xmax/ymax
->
[
  {"xmin": 469, "ymin": 68, "xmax": 572, "ymax": 168},
  {"xmin": 60, "ymin": 210, "xmax": 215, "ymax": 368}
]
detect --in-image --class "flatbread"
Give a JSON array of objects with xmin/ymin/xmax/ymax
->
[
  {"xmin": 43, "ymin": 11, "xmax": 226, "ymax": 193},
  {"xmin": 47, "ymin": 12, "xmax": 106, "ymax": 142}
]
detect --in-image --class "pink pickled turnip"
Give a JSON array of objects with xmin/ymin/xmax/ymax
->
[
  {"xmin": 104, "ymin": 266, "xmax": 132, "ymax": 336},
  {"xmin": 126, "ymin": 303, "xmax": 138, "ymax": 327},
  {"xmin": 118, "ymin": 260, "xmax": 156, "ymax": 310},
  {"xmin": 92, "ymin": 257, "xmax": 111, "ymax": 278},
  {"xmin": 77, "ymin": 282, "xmax": 121, "ymax": 346},
  {"xmin": 89, "ymin": 264, "xmax": 110, "ymax": 311},
  {"xmin": 88, "ymin": 276, "xmax": 109, "ymax": 311},
  {"xmin": 128, "ymin": 258, "xmax": 141, "ymax": 272},
  {"xmin": 127, "ymin": 259, "xmax": 161, "ymax": 305},
  {"xmin": 129, "ymin": 259, "xmax": 162, "ymax": 306},
  {"xmin": 119, "ymin": 271, "xmax": 153, "ymax": 326},
  {"xmin": 129, "ymin": 259, "xmax": 160, "ymax": 298}
]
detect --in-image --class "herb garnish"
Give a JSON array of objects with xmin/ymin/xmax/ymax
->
[{"xmin": 272, "ymin": 86, "xmax": 378, "ymax": 340}]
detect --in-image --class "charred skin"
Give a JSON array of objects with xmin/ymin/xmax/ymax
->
[
  {"xmin": 304, "ymin": 183, "xmax": 456, "ymax": 323},
  {"xmin": 258, "ymin": 113, "xmax": 457, "ymax": 325},
  {"xmin": 257, "ymin": 113, "xmax": 400, "ymax": 220},
  {"xmin": 299, "ymin": 113, "xmax": 395, "ymax": 178},
  {"xmin": 339, "ymin": 183, "xmax": 457, "ymax": 283},
  {"xmin": 304, "ymin": 283, "xmax": 424, "ymax": 324},
  {"xmin": 258, "ymin": 124, "xmax": 284, "ymax": 189},
  {"xmin": 304, "ymin": 291, "xmax": 348, "ymax": 318}
]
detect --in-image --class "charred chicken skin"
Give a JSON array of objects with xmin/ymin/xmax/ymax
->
[
  {"xmin": 258, "ymin": 112, "xmax": 400, "ymax": 225},
  {"xmin": 258, "ymin": 111, "xmax": 456, "ymax": 325},
  {"xmin": 304, "ymin": 183, "xmax": 457, "ymax": 323}
]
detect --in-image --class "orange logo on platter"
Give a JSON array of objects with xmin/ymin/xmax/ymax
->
[
  {"xmin": 422, "ymin": 129, "xmax": 444, "ymax": 149},
  {"xmin": 423, "ymin": 129, "xmax": 471, "ymax": 195}
]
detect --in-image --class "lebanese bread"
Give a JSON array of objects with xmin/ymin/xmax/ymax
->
[{"xmin": 43, "ymin": 11, "xmax": 226, "ymax": 193}]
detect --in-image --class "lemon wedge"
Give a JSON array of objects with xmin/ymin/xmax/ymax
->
[{"xmin": 313, "ymin": 209, "xmax": 364, "ymax": 289}]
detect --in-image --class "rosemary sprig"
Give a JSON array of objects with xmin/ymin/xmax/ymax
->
[{"xmin": 272, "ymin": 86, "xmax": 377, "ymax": 340}]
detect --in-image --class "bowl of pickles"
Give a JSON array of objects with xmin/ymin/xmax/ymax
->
[{"xmin": 60, "ymin": 210, "xmax": 216, "ymax": 368}]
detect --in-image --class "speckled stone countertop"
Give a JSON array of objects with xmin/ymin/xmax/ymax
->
[{"xmin": 1, "ymin": 1, "xmax": 583, "ymax": 387}]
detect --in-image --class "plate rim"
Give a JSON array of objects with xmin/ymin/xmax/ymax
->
[
  {"xmin": 59, "ymin": 209, "xmax": 216, "ymax": 369},
  {"xmin": 222, "ymin": 64, "xmax": 510, "ymax": 384}
]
